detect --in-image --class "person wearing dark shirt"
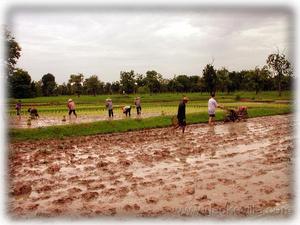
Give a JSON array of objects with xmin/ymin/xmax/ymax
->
[
  {"xmin": 174, "ymin": 96, "xmax": 189, "ymax": 133},
  {"xmin": 15, "ymin": 100, "xmax": 22, "ymax": 119},
  {"xmin": 28, "ymin": 108, "xmax": 39, "ymax": 119}
]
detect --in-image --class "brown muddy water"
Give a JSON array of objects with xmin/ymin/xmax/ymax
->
[
  {"xmin": 8, "ymin": 114, "xmax": 293, "ymax": 218},
  {"xmin": 9, "ymin": 113, "xmax": 162, "ymax": 129}
]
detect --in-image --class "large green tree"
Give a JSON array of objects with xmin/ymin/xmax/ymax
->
[
  {"xmin": 266, "ymin": 52, "xmax": 292, "ymax": 96},
  {"xmin": 202, "ymin": 64, "xmax": 217, "ymax": 94},
  {"xmin": 120, "ymin": 70, "xmax": 136, "ymax": 94},
  {"xmin": 175, "ymin": 75, "xmax": 191, "ymax": 92},
  {"xmin": 5, "ymin": 29, "xmax": 21, "ymax": 76},
  {"xmin": 9, "ymin": 69, "xmax": 32, "ymax": 98},
  {"xmin": 84, "ymin": 75, "xmax": 103, "ymax": 96},
  {"xmin": 111, "ymin": 81, "xmax": 121, "ymax": 93},
  {"xmin": 68, "ymin": 73, "xmax": 84, "ymax": 97},
  {"xmin": 145, "ymin": 70, "xmax": 162, "ymax": 93},
  {"xmin": 217, "ymin": 67, "xmax": 231, "ymax": 93},
  {"xmin": 41, "ymin": 73, "xmax": 57, "ymax": 96}
]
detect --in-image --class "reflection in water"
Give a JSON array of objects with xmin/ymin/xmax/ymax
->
[
  {"xmin": 227, "ymin": 122, "xmax": 247, "ymax": 136},
  {"xmin": 9, "ymin": 113, "xmax": 163, "ymax": 129},
  {"xmin": 207, "ymin": 126, "xmax": 216, "ymax": 135}
]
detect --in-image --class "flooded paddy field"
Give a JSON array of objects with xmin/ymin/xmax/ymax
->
[{"xmin": 8, "ymin": 114, "xmax": 293, "ymax": 218}]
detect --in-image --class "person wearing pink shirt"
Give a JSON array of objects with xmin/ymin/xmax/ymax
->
[{"xmin": 67, "ymin": 99, "xmax": 77, "ymax": 119}]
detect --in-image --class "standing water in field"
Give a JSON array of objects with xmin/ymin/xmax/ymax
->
[{"xmin": 8, "ymin": 115, "xmax": 293, "ymax": 218}]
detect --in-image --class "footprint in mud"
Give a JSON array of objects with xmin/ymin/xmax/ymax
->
[
  {"xmin": 185, "ymin": 187, "xmax": 195, "ymax": 195},
  {"xmin": 52, "ymin": 196, "xmax": 76, "ymax": 205},
  {"xmin": 26, "ymin": 204, "xmax": 39, "ymax": 211},
  {"xmin": 46, "ymin": 164, "xmax": 61, "ymax": 175},
  {"xmin": 118, "ymin": 159, "xmax": 132, "ymax": 167},
  {"xmin": 255, "ymin": 169, "xmax": 268, "ymax": 176},
  {"xmin": 258, "ymin": 199, "xmax": 281, "ymax": 208},
  {"xmin": 11, "ymin": 183, "xmax": 32, "ymax": 196},
  {"xmin": 88, "ymin": 183, "xmax": 106, "ymax": 190},
  {"xmin": 123, "ymin": 203, "xmax": 140, "ymax": 211},
  {"xmin": 162, "ymin": 184, "xmax": 177, "ymax": 191},
  {"xmin": 116, "ymin": 186, "xmax": 130, "ymax": 198},
  {"xmin": 82, "ymin": 192, "xmax": 99, "ymax": 201},
  {"xmin": 206, "ymin": 163, "xmax": 219, "ymax": 168},
  {"xmin": 218, "ymin": 178, "xmax": 236, "ymax": 185},
  {"xmin": 67, "ymin": 187, "xmax": 82, "ymax": 194},
  {"xmin": 196, "ymin": 195, "xmax": 209, "ymax": 202},
  {"xmin": 35, "ymin": 185, "xmax": 53, "ymax": 193},
  {"xmin": 84, "ymin": 166, "xmax": 96, "ymax": 171},
  {"xmin": 68, "ymin": 176, "xmax": 80, "ymax": 182},
  {"xmin": 46, "ymin": 208, "xmax": 63, "ymax": 217},
  {"xmin": 206, "ymin": 182, "xmax": 217, "ymax": 190},
  {"xmin": 139, "ymin": 181, "xmax": 153, "ymax": 187},
  {"xmin": 252, "ymin": 181, "xmax": 264, "ymax": 186},
  {"xmin": 260, "ymin": 186, "xmax": 274, "ymax": 194},
  {"xmin": 107, "ymin": 207, "xmax": 117, "ymax": 216},
  {"xmin": 145, "ymin": 197, "xmax": 159, "ymax": 204},
  {"xmin": 245, "ymin": 195, "xmax": 253, "ymax": 200},
  {"xmin": 162, "ymin": 206, "xmax": 174, "ymax": 213}
]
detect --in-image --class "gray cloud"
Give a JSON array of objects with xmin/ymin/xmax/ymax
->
[{"xmin": 10, "ymin": 9, "xmax": 292, "ymax": 84}]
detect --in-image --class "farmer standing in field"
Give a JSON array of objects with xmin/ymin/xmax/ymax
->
[
  {"xmin": 134, "ymin": 97, "xmax": 142, "ymax": 115},
  {"xmin": 15, "ymin": 100, "xmax": 22, "ymax": 119},
  {"xmin": 67, "ymin": 99, "xmax": 77, "ymax": 119},
  {"xmin": 208, "ymin": 93, "xmax": 222, "ymax": 125},
  {"xmin": 174, "ymin": 96, "xmax": 189, "ymax": 133},
  {"xmin": 106, "ymin": 99, "xmax": 114, "ymax": 118}
]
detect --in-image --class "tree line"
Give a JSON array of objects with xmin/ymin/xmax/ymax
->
[{"xmin": 5, "ymin": 28, "xmax": 293, "ymax": 99}]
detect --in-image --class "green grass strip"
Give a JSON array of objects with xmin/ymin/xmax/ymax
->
[{"xmin": 8, "ymin": 107, "xmax": 292, "ymax": 142}]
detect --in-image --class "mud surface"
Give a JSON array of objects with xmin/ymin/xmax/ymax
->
[
  {"xmin": 9, "ymin": 113, "xmax": 162, "ymax": 129},
  {"xmin": 8, "ymin": 115, "xmax": 294, "ymax": 218}
]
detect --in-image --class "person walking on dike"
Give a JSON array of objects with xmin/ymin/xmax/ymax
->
[
  {"xmin": 105, "ymin": 99, "xmax": 114, "ymax": 118},
  {"xmin": 67, "ymin": 99, "xmax": 77, "ymax": 119},
  {"xmin": 208, "ymin": 93, "xmax": 222, "ymax": 126},
  {"xmin": 174, "ymin": 96, "xmax": 189, "ymax": 133},
  {"xmin": 122, "ymin": 105, "xmax": 131, "ymax": 117},
  {"xmin": 134, "ymin": 97, "xmax": 142, "ymax": 115},
  {"xmin": 15, "ymin": 100, "xmax": 22, "ymax": 119}
]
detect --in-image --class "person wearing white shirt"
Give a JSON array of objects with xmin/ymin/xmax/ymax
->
[{"xmin": 208, "ymin": 93, "xmax": 222, "ymax": 125}]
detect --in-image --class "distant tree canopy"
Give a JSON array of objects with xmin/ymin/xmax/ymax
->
[
  {"xmin": 202, "ymin": 64, "xmax": 218, "ymax": 95},
  {"xmin": 68, "ymin": 73, "xmax": 84, "ymax": 97},
  {"xmin": 9, "ymin": 69, "xmax": 33, "ymax": 98},
  {"xmin": 144, "ymin": 70, "xmax": 162, "ymax": 93},
  {"xmin": 83, "ymin": 75, "xmax": 104, "ymax": 96},
  {"xmin": 7, "ymin": 43, "xmax": 293, "ymax": 98},
  {"xmin": 120, "ymin": 70, "xmax": 135, "ymax": 94},
  {"xmin": 267, "ymin": 52, "xmax": 292, "ymax": 96},
  {"xmin": 5, "ymin": 28, "xmax": 21, "ymax": 76},
  {"xmin": 41, "ymin": 73, "xmax": 57, "ymax": 96}
]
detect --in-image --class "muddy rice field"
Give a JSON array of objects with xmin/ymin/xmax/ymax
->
[
  {"xmin": 9, "ymin": 112, "xmax": 162, "ymax": 129},
  {"xmin": 7, "ymin": 114, "xmax": 294, "ymax": 218}
]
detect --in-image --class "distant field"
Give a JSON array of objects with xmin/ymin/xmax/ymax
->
[
  {"xmin": 8, "ymin": 91, "xmax": 293, "ymax": 142},
  {"xmin": 8, "ymin": 91, "xmax": 293, "ymax": 116}
]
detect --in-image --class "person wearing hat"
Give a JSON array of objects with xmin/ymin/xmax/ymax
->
[
  {"xmin": 67, "ymin": 99, "xmax": 77, "ymax": 119},
  {"xmin": 174, "ymin": 96, "xmax": 189, "ymax": 133},
  {"xmin": 122, "ymin": 105, "xmax": 131, "ymax": 117},
  {"xmin": 134, "ymin": 97, "xmax": 142, "ymax": 115},
  {"xmin": 105, "ymin": 98, "xmax": 114, "ymax": 118}
]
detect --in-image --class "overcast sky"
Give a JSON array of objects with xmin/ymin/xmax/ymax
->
[{"xmin": 9, "ymin": 8, "xmax": 292, "ymax": 84}]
